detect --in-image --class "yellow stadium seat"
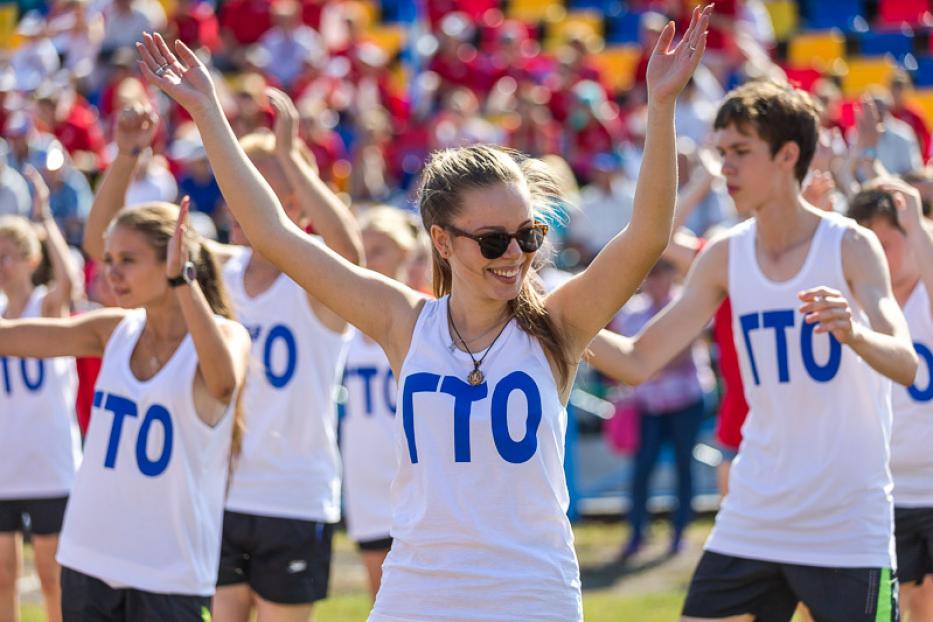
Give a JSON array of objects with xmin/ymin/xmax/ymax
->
[
  {"xmin": 765, "ymin": 0, "xmax": 798, "ymax": 41},
  {"xmin": 0, "ymin": 4, "xmax": 18, "ymax": 50},
  {"xmin": 908, "ymin": 89, "xmax": 933, "ymax": 128},
  {"xmin": 842, "ymin": 56, "xmax": 897, "ymax": 97},
  {"xmin": 546, "ymin": 10, "xmax": 604, "ymax": 50},
  {"xmin": 345, "ymin": 0, "xmax": 380, "ymax": 29},
  {"xmin": 787, "ymin": 30, "xmax": 845, "ymax": 71},
  {"xmin": 509, "ymin": 0, "xmax": 564, "ymax": 24},
  {"xmin": 591, "ymin": 45, "xmax": 642, "ymax": 94},
  {"xmin": 363, "ymin": 25, "xmax": 407, "ymax": 57}
]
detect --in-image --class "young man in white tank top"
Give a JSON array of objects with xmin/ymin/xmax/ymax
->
[
  {"xmin": 589, "ymin": 81, "xmax": 918, "ymax": 621},
  {"xmin": 82, "ymin": 95, "xmax": 362, "ymax": 621},
  {"xmin": 848, "ymin": 180, "xmax": 933, "ymax": 620}
]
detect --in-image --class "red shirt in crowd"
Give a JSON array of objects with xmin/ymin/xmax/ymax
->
[
  {"xmin": 219, "ymin": 0, "xmax": 272, "ymax": 45},
  {"xmin": 171, "ymin": 2, "xmax": 221, "ymax": 51},
  {"xmin": 53, "ymin": 97, "xmax": 109, "ymax": 169},
  {"xmin": 893, "ymin": 104, "xmax": 932, "ymax": 163},
  {"xmin": 712, "ymin": 297, "xmax": 749, "ymax": 451}
]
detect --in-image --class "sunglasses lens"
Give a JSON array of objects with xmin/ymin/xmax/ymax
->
[
  {"xmin": 479, "ymin": 234, "xmax": 511, "ymax": 259},
  {"xmin": 517, "ymin": 227, "xmax": 544, "ymax": 252}
]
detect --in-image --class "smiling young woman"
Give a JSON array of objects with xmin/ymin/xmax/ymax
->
[{"xmin": 136, "ymin": 5, "xmax": 711, "ymax": 619}]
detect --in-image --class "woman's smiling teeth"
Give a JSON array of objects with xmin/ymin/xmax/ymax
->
[{"xmin": 489, "ymin": 266, "xmax": 521, "ymax": 281}]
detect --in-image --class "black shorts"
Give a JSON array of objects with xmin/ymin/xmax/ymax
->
[
  {"xmin": 357, "ymin": 536, "xmax": 392, "ymax": 552},
  {"xmin": 682, "ymin": 550, "xmax": 899, "ymax": 622},
  {"xmin": 0, "ymin": 496, "xmax": 68, "ymax": 535},
  {"xmin": 61, "ymin": 566, "xmax": 211, "ymax": 622},
  {"xmin": 216, "ymin": 510, "xmax": 333, "ymax": 604},
  {"xmin": 895, "ymin": 506, "xmax": 933, "ymax": 585}
]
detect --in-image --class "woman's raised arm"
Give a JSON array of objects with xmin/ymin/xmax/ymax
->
[
  {"xmin": 546, "ymin": 5, "xmax": 712, "ymax": 359},
  {"xmin": 136, "ymin": 34, "xmax": 422, "ymax": 364}
]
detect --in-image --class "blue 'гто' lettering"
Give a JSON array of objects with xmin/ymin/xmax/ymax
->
[
  {"xmin": 739, "ymin": 309, "xmax": 842, "ymax": 385},
  {"xmin": 95, "ymin": 391, "xmax": 174, "ymax": 477},
  {"xmin": 401, "ymin": 371, "xmax": 543, "ymax": 465}
]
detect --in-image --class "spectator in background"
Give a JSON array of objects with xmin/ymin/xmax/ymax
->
[
  {"xmin": 4, "ymin": 111, "xmax": 62, "ymax": 174},
  {"xmin": 0, "ymin": 141, "xmax": 32, "ymax": 217},
  {"xmin": 675, "ymin": 78, "xmax": 717, "ymax": 146},
  {"xmin": 428, "ymin": 12, "xmax": 485, "ymax": 94},
  {"xmin": 45, "ymin": 0, "xmax": 105, "ymax": 80},
  {"xmin": 507, "ymin": 85, "xmax": 562, "ymax": 158},
  {"xmin": 868, "ymin": 86, "xmax": 924, "ymax": 176},
  {"xmin": 97, "ymin": 47, "xmax": 142, "ymax": 124},
  {"xmin": 11, "ymin": 13, "xmax": 61, "ymax": 93},
  {"xmin": 890, "ymin": 71, "xmax": 931, "ymax": 164},
  {"xmin": 229, "ymin": 73, "xmax": 273, "ymax": 137},
  {"xmin": 176, "ymin": 143, "xmax": 224, "ymax": 220},
  {"xmin": 612, "ymin": 258, "xmax": 714, "ymax": 559},
  {"xmin": 429, "ymin": 87, "xmax": 500, "ymax": 149},
  {"xmin": 259, "ymin": 0, "xmax": 325, "ymax": 92},
  {"xmin": 0, "ymin": 70, "xmax": 13, "ymax": 135},
  {"xmin": 166, "ymin": 0, "xmax": 221, "ymax": 52},
  {"xmin": 566, "ymin": 80, "xmax": 625, "ymax": 180},
  {"xmin": 218, "ymin": 0, "xmax": 272, "ymax": 54},
  {"xmin": 100, "ymin": 0, "xmax": 160, "ymax": 54},
  {"xmin": 633, "ymin": 12, "xmax": 668, "ymax": 104},
  {"xmin": 124, "ymin": 148, "xmax": 177, "ymax": 205},
  {"xmin": 40, "ymin": 142, "xmax": 93, "ymax": 245},
  {"xmin": 566, "ymin": 153, "xmax": 636, "ymax": 265},
  {"xmin": 32, "ymin": 78, "xmax": 108, "ymax": 173},
  {"xmin": 297, "ymin": 97, "xmax": 346, "ymax": 183}
]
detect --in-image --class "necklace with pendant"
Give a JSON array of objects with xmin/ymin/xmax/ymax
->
[{"xmin": 447, "ymin": 301, "xmax": 511, "ymax": 386}]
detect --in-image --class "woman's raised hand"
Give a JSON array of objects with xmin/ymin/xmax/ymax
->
[
  {"xmin": 166, "ymin": 196, "xmax": 191, "ymax": 280},
  {"xmin": 136, "ymin": 32, "xmax": 217, "ymax": 115},
  {"xmin": 645, "ymin": 4, "xmax": 713, "ymax": 106},
  {"xmin": 115, "ymin": 103, "xmax": 159, "ymax": 157}
]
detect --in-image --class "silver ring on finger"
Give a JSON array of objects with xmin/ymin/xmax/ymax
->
[
  {"xmin": 689, "ymin": 45, "xmax": 697, "ymax": 53},
  {"xmin": 155, "ymin": 64, "xmax": 170, "ymax": 77}
]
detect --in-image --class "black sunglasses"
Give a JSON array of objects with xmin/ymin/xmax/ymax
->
[{"xmin": 444, "ymin": 223, "xmax": 549, "ymax": 259}]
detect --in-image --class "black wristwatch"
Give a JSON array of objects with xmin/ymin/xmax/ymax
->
[{"xmin": 167, "ymin": 261, "xmax": 197, "ymax": 288}]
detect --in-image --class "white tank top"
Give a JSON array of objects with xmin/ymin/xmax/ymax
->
[
  {"xmin": 56, "ymin": 310, "xmax": 233, "ymax": 595},
  {"xmin": 369, "ymin": 297, "xmax": 582, "ymax": 622},
  {"xmin": 890, "ymin": 282, "xmax": 933, "ymax": 507},
  {"xmin": 0, "ymin": 286, "xmax": 80, "ymax": 499},
  {"xmin": 341, "ymin": 330, "xmax": 397, "ymax": 542},
  {"xmin": 708, "ymin": 215, "xmax": 895, "ymax": 568},
  {"xmin": 222, "ymin": 247, "xmax": 350, "ymax": 522}
]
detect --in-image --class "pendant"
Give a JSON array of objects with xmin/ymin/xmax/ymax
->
[{"xmin": 467, "ymin": 369, "xmax": 484, "ymax": 386}]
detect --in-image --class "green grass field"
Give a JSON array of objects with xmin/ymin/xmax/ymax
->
[{"xmin": 17, "ymin": 520, "xmax": 707, "ymax": 621}]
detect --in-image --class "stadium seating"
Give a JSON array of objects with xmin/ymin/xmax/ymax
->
[
  {"xmin": 764, "ymin": 0, "xmax": 799, "ymax": 42},
  {"xmin": 800, "ymin": 0, "xmax": 864, "ymax": 30},
  {"xmin": 546, "ymin": 9, "xmax": 604, "ymax": 50},
  {"xmin": 604, "ymin": 10, "xmax": 643, "ymax": 45},
  {"xmin": 876, "ymin": 0, "xmax": 931, "ymax": 27},
  {"xmin": 591, "ymin": 45, "xmax": 642, "ymax": 93},
  {"xmin": 0, "ymin": 2, "xmax": 16, "ymax": 50},
  {"xmin": 857, "ymin": 30, "xmax": 915, "ymax": 60},
  {"xmin": 913, "ymin": 55, "xmax": 933, "ymax": 87},
  {"xmin": 841, "ymin": 55, "xmax": 898, "ymax": 96},
  {"xmin": 508, "ymin": 0, "xmax": 564, "ymax": 24},
  {"xmin": 787, "ymin": 30, "xmax": 846, "ymax": 71}
]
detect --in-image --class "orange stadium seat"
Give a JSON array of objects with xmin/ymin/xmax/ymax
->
[
  {"xmin": 841, "ymin": 55, "xmax": 897, "ymax": 96},
  {"xmin": 0, "ymin": 3, "xmax": 18, "ymax": 50},
  {"xmin": 546, "ymin": 10, "xmax": 604, "ymax": 50},
  {"xmin": 908, "ymin": 89, "xmax": 933, "ymax": 128},
  {"xmin": 591, "ymin": 45, "xmax": 642, "ymax": 94},
  {"xmin": 362, "ymin": 24, "xmax": 407, "ymax": 57},
  {"xmin": 508, "ymin": 0, "xmax": 565, "ymax": 24},
  {"xmin": 764, "ymin": 0, "xmax": 799, "ymax": 42},
  {"xmin": 787, "ymin": 30, "xmax": 845, "ymax": 72}
]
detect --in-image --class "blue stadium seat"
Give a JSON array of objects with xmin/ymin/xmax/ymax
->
[
  {"xmin": 802, "ymin": 0, "xmax": 864, "ymax": 30},
  {"xmin": 568, "ymin": 0, "xmax": 626, "ymax": 10},
  {"xmin": 605, "ymin": 10, "xmax": 643, "ymax": 45},
  {"xmin": 912, "ymin": 55, "xmax": 933, "ymax": 87},
  {"xmin": 379, "ymin": 0, "xmax": 416, "ymax": 24},
  {"xmin": 858, "ymin": 30, "xmax": 914, "ymax": 59}
]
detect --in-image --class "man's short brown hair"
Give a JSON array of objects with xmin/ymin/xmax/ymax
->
[{"xmin": 714, "ymin": 80, "xmax": 821, "ymax": 183}]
